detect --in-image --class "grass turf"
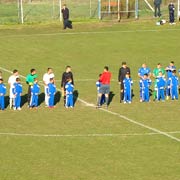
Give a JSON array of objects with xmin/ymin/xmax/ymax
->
[{"xmin": 0, "ymin": 21, "xmax": 180, "ymax": 180}]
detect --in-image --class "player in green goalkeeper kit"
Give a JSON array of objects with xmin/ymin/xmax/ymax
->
[{"xmin": 152, "ymin": 63, "xmax": 165, "ymax": 100}]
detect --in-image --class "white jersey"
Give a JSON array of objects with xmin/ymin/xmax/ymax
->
[
  {"xmin": 43, "ymin": 73, "xmax": 55, "ymax": 86},
  {"xmin": 8, "ymin": 75, "xmax": 19, "ymax": 87}
]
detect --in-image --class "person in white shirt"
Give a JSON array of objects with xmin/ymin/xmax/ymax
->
[
  {"xmin": 43, "ymin": 68, "xmax": 55, "ymax": 106},
  {"xmin": 8, "ymin": 69, "xmax": 19, "ymax": 109}
]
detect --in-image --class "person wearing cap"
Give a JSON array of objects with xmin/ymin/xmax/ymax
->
[{"xmin": 118, "ymin": 62, "xmax": 131, "ymax": 103}]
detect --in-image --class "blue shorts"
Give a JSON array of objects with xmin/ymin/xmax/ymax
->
[{"xmin": 99, "ymin": 84, "xmax": 110, "ymax": 94}]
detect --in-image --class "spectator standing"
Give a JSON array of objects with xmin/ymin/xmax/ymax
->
[
  {"xmin": 61, "ymin": 4, "xmax": 72, "ymax": 29},
  {"xmin": 154, "ymin": 0, "xmax": 162, "ymax": 17},
  {"xmin": 168, "ymin": 1, "xmax": 175, "ymax": 24},
  {"xmin": 118, "ymin": 62, "xmax": 131, "ymax": 103}
]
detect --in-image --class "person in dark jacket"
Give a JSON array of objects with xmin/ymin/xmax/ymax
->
[
  {"xmin": 168, "ymin": 2, "xmax": 175, "ymax": 24},
  {"xmin": 61, "ymin": 66, "xmax": 74, "ymax": 105},
  {"xmin": 118, "ymin": 62, "xmax": 131, "ymax": 103},
  {"xmin": 61, "ymin": 4, "xmax": 72, "ymax": 29},
  {"xmin": 154, "ymin": 0, "xmax": 162, "ymax": 17}
]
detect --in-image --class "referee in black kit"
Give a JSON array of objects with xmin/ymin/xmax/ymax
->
[{"xmin": 118, "ymin": 62, "xmax": 131, "ymax": 103}]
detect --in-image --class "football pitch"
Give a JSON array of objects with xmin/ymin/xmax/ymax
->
[{"xmin": 0, "ymin": 21, "xmax": 180, "ymax": 180}]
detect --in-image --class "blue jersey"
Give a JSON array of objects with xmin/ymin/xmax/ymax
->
[
  {"xmin": 0, "ymin": 83, "xmax": 6, "ymax": 96},
  {"xmin": 96, "ymin": 80, "xmax": 101, "ymax": 91},
  {"xmin": 47, "ymin": 83, "xmax": 56, "ymax": 95},
  {"xmin": 13, "ymin": 82, "xmax": 22, "ymax": 95},
  {"xmin": 31, "ymin": 83, "xmax": 40, "ymax": 95},
  {"xmin": 123, "ymin": 77, "xmax": 133, "ymax": 90},
  {"xmin": 168, "ymin": 75, "xmax": 179, "ymax": 88},
  {"xmin": 166, "ymin": 65, "xmax": 176, "ymax": 79},
  {"xmin": 139, "ymin": 78, "xmax": 152, "ymax": 89},
  {"xmin": 65, "ymin": 82, "xmax": 74, "ymax": 94},
  {"xmin": 157, "ymin": 77, "xmax": 166, "ymax": 89},
  {"xmin": 138, "ymin": 67, "xmax": 151, "ymax": 77}
]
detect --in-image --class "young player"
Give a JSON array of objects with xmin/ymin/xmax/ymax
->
[
  {"xmin": 96, "ymin": 74, "xmax": 105, "ymax": 105},
  {"xmin": 165, "ymin": 61, "xmax": 176, "ymax": 99},
  {"xmin": 139, "ymin": 74, "xmax": 152, "ymax": 102},
  {"xmin": 156, "ymin": 72, "xmax": 166, "ymax": 101},
  {"xmin": 0, "ymin": 78, "xmax": 6, "ymax": 110},
  {"xmin": 123, "ymin": 73, "xmax": 133, "ymax": 104},
  {"xmin": 26, "ymin": 69, "xmax": 38, "ymax": 106},
  {"xmin": 8, "ymin": 69, "xmax": 19, "ymax": 109},
  {"xmin": 65, "ymin": 78, "xmax": 74, "ymax": 108},
  {"xmin": 12, "ymin": 78, "xmax": 22, "ymax": 110},
  {"xmin": 167, "ymin": 70, "xmax": 179, "ymax": 100},
  {"xmin": 152, "ymin": 63, "xmax": 165, "ymax": 100},
  {"xmin": 46, "ymin": 78, "xmax": 56, "ymax": 108},
  {"xmin": 43, "ymin": 68, "xmax": 55, "ymax": 107},
  {"xmin": 29, "ymin": 78, "xmax": 40, "ymax": 109}
]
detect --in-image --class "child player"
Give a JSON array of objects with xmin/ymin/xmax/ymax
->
[
  {"xmin": 0, "ymin": 78, "xmax": 6, "ymax": 110},
  {"xmin": 139, "ymin": 74, "xmax": 152, "ymax": 102},
  {"xmin": 156, "ymin": 71, "xmax": 166, "ymax": 101},
  {"xmin": 47, "ymin": 78, "xmax": 56, "ymax": 108},
  {"xmin": 123, "ymin": 72, "xmax": 133, "ymax": 104},
  {"xmin": 167, "ymin": 70, "xmax": 179, "ymax": 100},
  {"xmin": 30, "ymin": 78, "xmax": 40, "ymax": 109},
  {"xmin": 96, "ymin": 74, "xmax": 105, "ymax": 105},
  {"xmin": 65, "ymin": 78, "xmax": 74, "ymax": 108},
  {"xmin": 12, "ymin": 78, "xmax": 22, "ymax": 110}
]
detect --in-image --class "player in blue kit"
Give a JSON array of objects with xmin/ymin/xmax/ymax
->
[
  {"xmin": 167, "ymin": 70, "xmax": 179, "ymax": 100},
  {"xmin": 65, "ymin": 78, "xmax": 74, "ymax": 108},
  {"xmin": 12, "ymin": 78, "xmax": 22, "ymax": 110},
  {"xmin": 165, "ymin": 61, "xmax": 176, "ymax": 99},
  {"xmin": 156, "ymin": 72, "xmax": 166, "ymax": 101},
  {"xmin": 139, "ymin": 74, "xmax": 152, "ymax": 102},
  {"xmin": 138, "ymin": 63, "xmax": 151, "ymax": 79},
  {"xmin": 47, "ymin": 78, "xmax": 56, "ymax": 108},
  {"xmin": 0, "ymin": 78, "xmax": 6, "ymax": 110},
  {"xmin": 96, "ymin": 74, "xmax": 105, "ymax": 105},
  {"xmin": 30, "ymin": 78, "xmax": 40, "ymax": 109},
  {"xmin": 123, "ymin": 73, "xmax": 133, "ymax": 104}
]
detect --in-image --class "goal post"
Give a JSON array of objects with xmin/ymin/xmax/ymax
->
[{"xmin": 98, "ymin": 0, "xmax": 139, "ymax": 20}]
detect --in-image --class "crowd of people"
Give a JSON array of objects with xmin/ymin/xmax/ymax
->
[
  {"xmin": 96, "ymin": 61, "xmax": 180, "ymax": 107},
  {"xmin": 0, "ymin": 66, "xmax": 74, "ymax": 110}
]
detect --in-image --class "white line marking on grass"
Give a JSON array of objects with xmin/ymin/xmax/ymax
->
[
  {"xmin": 0, "ymin": 28, "xmax": 180, "ymax": 38},
  {"xmin": 0, "ymin": 131, "xmax": 179, "ymax": 138},
  {"xmin": 1, "ymin": 66, "xmax": 180, "ymax": 143}
]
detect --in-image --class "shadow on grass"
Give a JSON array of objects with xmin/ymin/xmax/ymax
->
[
  {"xmin": 55, "ymin": 91, "xmax": 61, "ymax": 105},
  {"xmin": 108, "ymin": 91, "xmax": 115, "ymax": 105},
  {"xmin": 73, "ymin": 90, "xmax": 79, "ymax": 106}
]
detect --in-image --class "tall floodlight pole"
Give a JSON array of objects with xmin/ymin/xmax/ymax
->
[
  {"xmin": 135, "ymin": 0, "xmax": 138, "ymax": 19},
  {"xmin": 98, "ymin": 0, "xmax": 101, "ymax": 19},
  {"xmin": 59, "ymin": 0, "xmax": 62, "ymax": 21},
  {"xmin": 20, "ymin": 0, "xmax": 24, "ymax": 24},
  {"xmin": 108, "ymin": 0, "xmax": 111, "ymax": 14},
  {"xmin": 126, "ymin": 0, "xmax": 128, "ymax": 13}
]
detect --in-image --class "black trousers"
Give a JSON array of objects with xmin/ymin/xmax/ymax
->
[
  {"xmin": 63, "ymin": 19, "xmax": 72, "ymax": 29},
  {"xmin": 169, "ymin": 12, "xmax": 174, "ymax": 23},
  {"xmin": 27, "ymin": 85, "xmax": 31, "ymax": 105},
  {"xmin": 154, "ymin": 4, "xmax": 161, "ymax": 17}
]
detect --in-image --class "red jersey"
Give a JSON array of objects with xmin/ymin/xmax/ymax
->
[{"xmin": 100, "ymin": 71, "xmax": 112, "ymax": 85}]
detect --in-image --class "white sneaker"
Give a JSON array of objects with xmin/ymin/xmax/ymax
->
[
  {"xmin": 17, "ymin": 107, "xmax": 21, "ymax": 111},
  {"xmin": 13, "ymin": 107, "xmax": 16, "ymax": 110}
]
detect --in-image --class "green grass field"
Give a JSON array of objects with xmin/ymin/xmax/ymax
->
[{"xmin": 0, "ymin": 21, "xmax": 180, "ymax": 180}]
